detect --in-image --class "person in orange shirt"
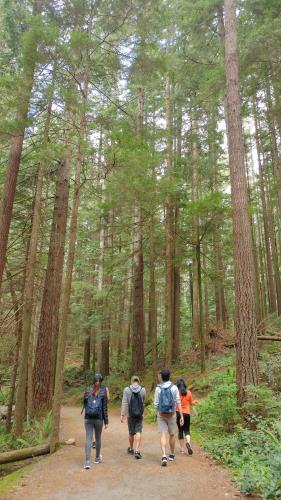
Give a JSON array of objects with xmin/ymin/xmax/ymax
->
[{"xmin": 176, "ymin": 378, "xmax": 198, "ymax": 455}]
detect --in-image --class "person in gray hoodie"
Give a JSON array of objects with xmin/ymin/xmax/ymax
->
[
  {"xmin": 154, "ymin": 368, "xmax": 184, "ymax": 466},
  {"xmin": 121, "ymin": 375, "xmax": 146, "ymax": 459}
]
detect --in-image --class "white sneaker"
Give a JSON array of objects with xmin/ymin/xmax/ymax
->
[{"xmin": 84, "ymin": 461, "xmax": 91, "ymax": 469}]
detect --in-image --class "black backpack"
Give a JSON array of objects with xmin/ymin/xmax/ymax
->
[
  {"xmin": 84, "ymin": 393, "xmax": 103, "ymax": 419},
  {"xmin": 128, "ymin": 388, "xmax": 144, "ymax": 418}
]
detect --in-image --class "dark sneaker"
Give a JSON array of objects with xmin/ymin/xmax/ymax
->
[
  {"xmin": 134, "ymin": 451, "xmax": 142, "ymax": 459},
  {"xmin": 161, "ymin": 455, "xmax": 168, "ymax": 466},
  {"xmin": 127, "ymin": 447, "xmax": 134, "ymax": 455},
  {"xmin": 94, "ymin": 455, "xmax": 102, "ymax": 464},
  {"xmin": 84, "ymin": 461, "xmax": 91, "ymax": 469},
  {"xmin": 92, "ymin": 441, "xmax": 96, "ymax": 449},
  {"xmin": 186, "ymin": 442, "xmax": 193, "ymax": 455},
  {"xmin": 168, "ymin": 454, "xmax": 175, "ymax": 461}
]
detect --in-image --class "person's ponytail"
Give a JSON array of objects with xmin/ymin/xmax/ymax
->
[{"xmin": 176, "ymin": 378, "xmax": 187, "ymax": 396}]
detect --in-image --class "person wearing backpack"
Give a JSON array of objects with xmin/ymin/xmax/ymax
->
[
  {"xmin": 92, "ymin": 382, "xmax": 110, "ymax": 450},
  {"xmin": 176, "ymin": 378, "xmax": 198, "ymax": 455},
  {"xmin": 154, "ymin": 368, "xmax": 184, "ymax": 466},
  {"xmin": 120, "ymin": 375, "xmax": 146, "ymax": 459},
  {"xmin": 83, "ymin": 373, "xmax": 108, "ymax": 469}
]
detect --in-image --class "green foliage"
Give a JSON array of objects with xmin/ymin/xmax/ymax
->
[
  {"xmin": 191, "ymin": 366, "xmax": 236, "ymax": 393},
  {"xmin": 0, "ymin": 412, "xmax": 52, "ymax": 453},
  {"xmin": 194, "ymin": 375, "xmax": 281, "ymax": 498},
  {"xmin": 259, "ymin": 350, "xmax": 281, "ymax": 392},
  {"xmin": 63, "ymin": 366, "xmax": 87, "ymax": 388},
  {"xmin": 195, "ymin": 382, "xmax": 241, "ymax": 433},
  {"xmin": 0, "ymin": 386, "xmax": 9, "ymax": 405},
  {"xmin": 243, "ymin": 384, "xmax": 281, "ymax": 423},
  {"xmin": 144, "ymin": 401, "xmax": 157, "ymax": 424},
  {"xmin": 205, "ymin": 421, "xmax": 281, "ymax": 498}
]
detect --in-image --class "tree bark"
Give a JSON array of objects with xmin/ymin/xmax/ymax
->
[
  {"xmin": 5, "ymin": 268, "xmax": 22, "ymax": 432},
  {"xmin": 0, "ymin": 444, "xmax": 50, "ymax": 465},
  {"xmin": 32, "ymin": 146, "xmax": 71, "ymax": 412},
  {"xmin": 149, "ymin": 214, "xmax": 158, "ymax": 380},
  {"xmin": 253, "ymin": 104, "xmax": 276, "ymax": 313},
  {"xmin": 131, "ymin": 86, "xmax": 145, "ymax": 372},
  {"xmin": 165, "ymin": 74, "xmax": 175, "ymax": 366},
  {"xmin": 223, "ymin": 0, "xmax": 258, "ymax": 403},
  {"xmin": 191, "ymin": 123, "xmax": 200, "ymax": 342},
  {"xmin": 14, "ymin": 87, "xmax": 54, "ymax": 436}
]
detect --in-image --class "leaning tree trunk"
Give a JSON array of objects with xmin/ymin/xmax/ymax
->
[
  {"xmin": 32, "ymin": 146, "xmax": 71, "ymax": 412},
  {"xmin": 0, "ymin": 0, "xmax": 43, "ymax": 292},
  {"xmin": 223, "ymin": 0, "xmax": 258, "ymax": 403},
  {"xmin": 14, "ymin": 89, "xmax": 54, "ymax": 436}
]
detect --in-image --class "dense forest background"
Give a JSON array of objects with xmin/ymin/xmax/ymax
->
[{"xmin": 0, "ymin": 0, "xmax": 281, "ymax": 497}]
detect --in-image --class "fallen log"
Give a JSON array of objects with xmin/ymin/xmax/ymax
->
[
  {"xmin": 0, "ymin": 443, "xmax": 50, "ymax": 465},
  {"xmin": 257, "ymin": 336, "xmax": 281, "ymax": 341}
]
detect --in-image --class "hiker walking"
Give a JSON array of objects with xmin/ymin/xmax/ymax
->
[
  {"xmin": 154, "ymin": 368, "xmax": 184, "ymax": 466},
  {"xmin": 83, "ymin": 373, "xmax": 108, "ymax": 469},
  {"xmin": 121, "ymin": 375, "xmax": 146, "ymax": 459},
  {"xmin": 92, "ymin": 379, "xmax": 110, "ymax": 450},
  {"xmin": 176, "ymin": 378, "xmax": 198, "ymax": 455}
]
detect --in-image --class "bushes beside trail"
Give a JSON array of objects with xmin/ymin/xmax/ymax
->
[{"xmin": 193, "ymin": 364, "xmax": 281, "ymax": 499}]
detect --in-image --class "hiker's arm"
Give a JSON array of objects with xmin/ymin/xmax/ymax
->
[
  {"xmin": 142, "ymin": 388, "xmax": 146, "ymax": 402},
  {"xmin": 103, "ymin": 396, "xmax": 109, "ymax": 427},
  {"xmin": 189, "ymin": 391, "xmax": 198, "ymax": 405},
  {"xmin": 174, "ymin": 387, "xmax": 184, "ymax": 425},
  {"xmin": 106, "ymin": 387, "xmax": 110, "ymax": 401},
  {"xmin": 153, "ymin": 387, "xmax": 159, "ymax": 410},
  {"xmin": 120, "ymin": 388, "xmax": 128, "ymax": 422}
]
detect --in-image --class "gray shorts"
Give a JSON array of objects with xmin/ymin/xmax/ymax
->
[
  {"xmin": 127, "ymin": 416, "xmax": 143, "ymax": 435},
  {"xmin": 157, "ymin": 413, "xmax": 177, "ymax": 435}
]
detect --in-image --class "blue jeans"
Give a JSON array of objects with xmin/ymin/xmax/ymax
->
[{"xmin": 84, "ymin": 419, "xmax": 103, "ymax": 462}]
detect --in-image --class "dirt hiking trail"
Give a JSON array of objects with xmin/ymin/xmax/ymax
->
[{"xmin": 3, "ymin": 407, "xmax": 242, "ymax": 500}]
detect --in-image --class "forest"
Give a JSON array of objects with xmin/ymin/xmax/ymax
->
[{"xmin": 0, "ymin": 0, "xmax": 281, "ymax": 498}]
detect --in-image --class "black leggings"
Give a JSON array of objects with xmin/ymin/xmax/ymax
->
[{"xmin": 177, "ymin": 412, "xmax": 190, "ymax": 439}]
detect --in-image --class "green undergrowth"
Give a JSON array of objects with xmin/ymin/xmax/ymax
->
[
  {"xmin": 191, "ymin": 354, "xmax": 281, "ymax": 499},
  {"xmin": 0, "ymin": 412, "xmax": 52, "ymax": 453}
]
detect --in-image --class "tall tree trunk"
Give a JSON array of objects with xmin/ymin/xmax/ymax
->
[
  {"xmin": 149, "ymin": 214, "xmax": 157, "ymax": 381},
  {"xmin": 83, "ymin": 333, "xmax": 91, "ymax": 372},
  {"xmin": 223, "ymin": 0, "xmax": 258, "ymax": 403},
  {"xmin": 14, "ymin": 88, "xmax": 53, "ymax": 436},
  {"xmin": 122, "ymin": 266, "xmax": 132, "ymax": 351},
  {"xmin": 50, "ymin": 7, "xmax": 94, "ymax": 448},
  {"xmin": 265, "ymin": 185, "xmax": 281, "ymax": 315},
  {"xmin": 32, "ymin": 146, "xmax": 71, "ymax": 412},
  {"xmin": 173, "ymin": 105, "xmax": 182, "ymax": 360},
  {"xmin": 191, "ymin": 124, "xmax": 200, "ymax": 342},
  {"xmin": 253, "ymin": 105, "xmax": 276, "ymax": 314},
  {"xmin": 265, "ymin": 83, "xmax": 281, "ymax": 219},
  {"xmin": 5, "ymin": 268, "xmax": 22, "ymax": 432},
  {"xmin": 100, "ymin": 211, "xmax": 113, "ymax": 376},
  {"xmin": 165, "ymin": 74, "xmax": 174, "ymax": 365},
  {"xmin": 132, "ymin": 86, "xmax": 145, "ymax": 372},
  {"xmin": 203, "ymin": 247, "xmax": 210, "ymax": 335},
  {"xmin": 0, "ymin": 0, "xmax": 43, "ymax": 292},
  {"xmin": 196, "ymin": 243, "xmax": 205, "ymax": 372},
  {"xmin": 132, "ymin": 206, "xmax": 145, "ymax": 372}
]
